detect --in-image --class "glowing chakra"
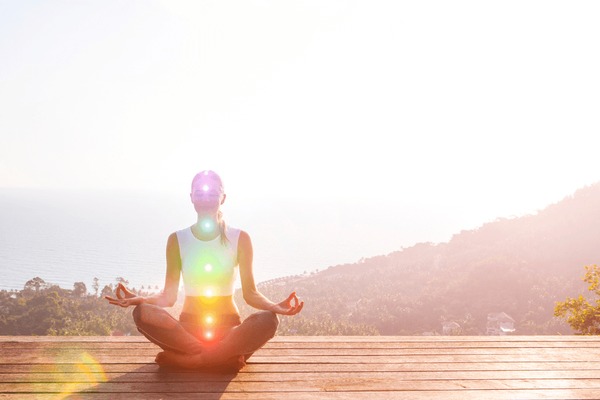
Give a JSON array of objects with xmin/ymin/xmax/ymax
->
[
  {"xmin": 202, "ymin": 184, "xmax": 209, "ymax": 192},
  {"xmin": 204, "ymin": 289, "xmax": 214, "ymax": 297},
  {"xmin": 204, "ymin": 264, "xmax": 213, "ymax": 272},
  {"xmin": 205, "ymin": 315, "xmax": 214, "ymax": 325},
  {"xmin": 204, "ymin": 330, "xmax": 213, "ymax": 340}
]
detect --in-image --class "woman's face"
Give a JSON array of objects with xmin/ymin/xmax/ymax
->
[{"xmin": 190, "ymin": 176, "xmax": 224, "ymax": 214}]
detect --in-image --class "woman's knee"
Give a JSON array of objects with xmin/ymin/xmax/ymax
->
[
  {"xmin": 132, "ymin": 303, "xmax": 147, "ymax": 325},
  {"xmin": 250, "ymin": 311, "xmax": 279, "ymax": 336},
  {"xmin": 132, "ymin": 303, "xmax": 176, "ymax": 328},
  {"xmin": 269, "ymin": 311, "xmax": 280, "ymax": 331}
]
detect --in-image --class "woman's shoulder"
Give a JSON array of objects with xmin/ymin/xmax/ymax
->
[
  {"xmin": 169, "ymin": 226, "xmax": 193, "ymax": 244},
  {"xmin": 234, "ymin": 228, "xmax": 251, "ymax": 245},
  {"xmin": 226, "ymin": 224, "xmax": 243, "ymax": 240}
]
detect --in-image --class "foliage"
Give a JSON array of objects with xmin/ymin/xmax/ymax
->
[
  {"xmin": 0, "ymin": 279, "xmax": 140, "ymax": 336},
  {"xmin": 554, "ymin": 265, "xmax": 600, "ymax": 335}
]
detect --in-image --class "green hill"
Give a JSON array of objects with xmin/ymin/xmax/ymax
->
[{"xmin": 236, "ymin": 182, "xmax": 600, "ymax": 335}]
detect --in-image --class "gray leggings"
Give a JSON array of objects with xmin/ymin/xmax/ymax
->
[{"xmin": 132, "ymin": 304, "xmax": 279, "ymax": 365}]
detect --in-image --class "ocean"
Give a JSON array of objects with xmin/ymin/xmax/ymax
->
[{"xmin": 0, "ymin": 188, "xmax": 457, "ymax": 294}]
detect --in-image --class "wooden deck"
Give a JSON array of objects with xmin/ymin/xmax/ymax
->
[{"xmin": 1, "ymin": 335, "xmax": 600, "ymax": 399}]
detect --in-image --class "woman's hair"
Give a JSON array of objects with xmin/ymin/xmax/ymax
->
[{"xmin": 191, "ymin": 170, "xmax": 229, "ymax": 245}]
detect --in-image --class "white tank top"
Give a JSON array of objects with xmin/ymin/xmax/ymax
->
[{"xmin": 175, "ymin": 225, "xmax": 241, "ymax": 297}]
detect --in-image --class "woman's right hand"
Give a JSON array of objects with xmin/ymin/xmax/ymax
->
[
  {"xmin": 105, "ymin": 283, "xmax": 145, "ymax": 308},
  {"xmin": 269, "ymin": 292, "xmax": 304, "ymax": 316}
]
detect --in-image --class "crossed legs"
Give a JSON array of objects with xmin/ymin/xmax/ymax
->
[
  {"xmin": 132, "ymin": 303, "xmax": 204, "ymax": 354},
  {"xmin": 132, "ymin": 304, "xmax": 279, "ymax": 370}
]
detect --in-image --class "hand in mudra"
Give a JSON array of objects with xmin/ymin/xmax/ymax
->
[
  {"xmin": 105, "ymin": 283, "xmax": 144, "ymax": 308},
  {"xmin": 270, "ymin": 292, "xmax": 304, "ymax": 315}
]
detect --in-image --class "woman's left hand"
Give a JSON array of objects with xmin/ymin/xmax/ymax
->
[
  {"xmin": 269, "ymin": 292, "xmax": 304, "ymax": 315},
  {"xmin": 105, "ymin": 283, "xmax": 145, "ymax": 308}
]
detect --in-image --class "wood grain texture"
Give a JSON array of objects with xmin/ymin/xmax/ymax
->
[{"xmin": 1, "ymin": 335, "xmax": 599, "ymax": 399}]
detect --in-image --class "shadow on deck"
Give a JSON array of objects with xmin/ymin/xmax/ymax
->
[{"xmin": 1, "ymin": 335, "xmax": 600, "ymax": 399}]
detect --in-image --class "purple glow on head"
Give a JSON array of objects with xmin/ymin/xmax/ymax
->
[{"xmin": 191, "ymin": 170, "xmax": 224, "ymax": 194}]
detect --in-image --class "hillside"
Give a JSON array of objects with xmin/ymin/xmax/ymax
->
[{"xmin": 236, "ymin": 182, "xmax": 600, "ymax": 335}]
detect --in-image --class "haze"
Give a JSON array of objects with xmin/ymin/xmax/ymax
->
[{"xmin": 1, "ymin": 1, "xmax": 599, "ymax": 280}]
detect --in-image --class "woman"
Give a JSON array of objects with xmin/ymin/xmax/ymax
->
[{"xmin": 105, "ymin": 170, "xmax": 303, "ymax": 370}]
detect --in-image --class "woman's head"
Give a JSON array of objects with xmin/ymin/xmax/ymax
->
[{"xmin": 190, "ymin": 170, "xmax": 226, "ymax": 213}]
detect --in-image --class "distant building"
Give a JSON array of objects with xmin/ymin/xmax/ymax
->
[
  {"xmin": 442, "ymin": 321, "xmax": 461, "ymax": 335},
  {"xmin": 487, "ymin": 312, "xmax": 516, "ymax": 335}
]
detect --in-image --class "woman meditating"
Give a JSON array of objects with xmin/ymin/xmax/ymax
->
[{"xmin": 105, "ymin": 170, "xmax": 303, "ymax": 370}]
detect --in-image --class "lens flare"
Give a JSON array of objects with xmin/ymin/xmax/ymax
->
[{"xmin": 32, "ymin": 351, "xmax": 107, "ymax": 397}]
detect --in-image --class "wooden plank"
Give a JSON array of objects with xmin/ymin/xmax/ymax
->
[
  {"xmin": 1, "ymin": 377, "xmax": 600, "ymax": 393},
  {"xmin": 3, "ymin": 340, "xmax": 599, "ymax": 349},
  {"xmin": 2, "ymin": 354, "xmax": 598, "ymax": 364},
  {"xmin": 2, "ymin": 390, "xmax": 600, "ymax": 400},
  {"xmin": 3, "ymin": 369, "xmax": 600, "ymax": 383},
  {"xmin": 272, "ymin": 335, "xmax": 600, "ymax": 343},
  {"xmin": 2, "ymin": 335, "xmax": 599, "ymax": 342},
  {"xmin": 4, "ymin": 347, "xmax": 599, "ymax": 358},
  {"xmin": 2, "ymin": 376, "xmax": 600, "ymax": 394},
  {"xmin": 1, "ymin": 361, "xmax": 599, "ymax": 373}
]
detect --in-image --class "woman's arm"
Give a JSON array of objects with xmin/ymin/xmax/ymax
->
[
  {"xmin": 106, "ymin": 233, "xmax": 181, "ymax": 308},
  {"xmin": 144, "ymin": 232, "xmax": 181, "ymax": 307},
  {"xmin": 238, "ymin": 230, "xmax": 303, "ymax": 315}
]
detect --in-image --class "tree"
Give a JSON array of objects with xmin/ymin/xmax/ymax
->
[
  {"xmin": 101, "ymin": 285, "xmax": 114, "ymax": 298},
  {"xmin": 115, "ymin": 277, "xmax": 129, "ymax": 286},
  {"xmin": 73, "ymin": 282, "xmax": 87, "ymax": 297},
  {"xmin": 24, "ymin": 277, "xmax": 47, "ymax": 293},
  {"xmin": 554, "ymin": 265, "xmax": 600, "ymax": 334},
  {"xmin": 92, "ymin": 277, "xmax": 100, "ymax": 297}
]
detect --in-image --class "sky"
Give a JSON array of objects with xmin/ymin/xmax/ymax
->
[{"xmin": 1, "ymin": 1, "xmax": 599, "ymax": 262}]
